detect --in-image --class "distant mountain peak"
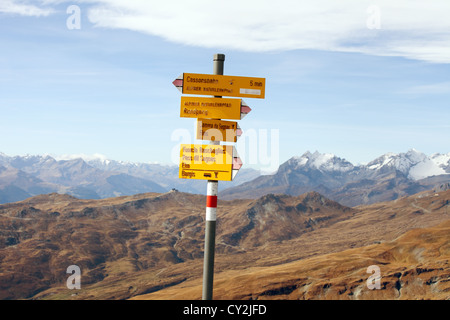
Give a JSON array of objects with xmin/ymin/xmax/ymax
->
[
  {"xmin": 55, "ymin": 153, "xmax": 110, "ymax": 164},
  {"xmin": 291, "ymin": 151, "xmax": 354, "ymax": 172},
  {"xmin": 366, "ymin": 149, "xmax": 448, "ymax": 180}
]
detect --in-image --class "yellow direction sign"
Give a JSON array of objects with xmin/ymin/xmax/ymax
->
[
  {"xmin": 180, "ymin": 96, "xmax": 245, "ymax": 120},
  {"xmin": 196, "ymin": 119, "xmax": 240, "ymax": 142},
  {"xmin": 179, "ymin": 144, "xmax": 233, "ymax": 181},
  {"xmin": 173, "ymin": 73, "xmax": 265, "ymax": 99}
]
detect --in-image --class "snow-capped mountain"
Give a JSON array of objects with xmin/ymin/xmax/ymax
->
[
  {"xmin": 291, "ymin": 151, "xmax": 354, "ymax": 172},
  {"xmin": 366, "ymin": 149, "xmax": 450, "ymax": 180},
  {"xmin": 220, "ymin": 149, "xmax": 450, "ymax": 206},
  {"xmin": 286, "ymin": 149, "xmax": 450, "ymax": 180}
]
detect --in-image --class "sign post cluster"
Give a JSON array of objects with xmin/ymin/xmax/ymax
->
[{"xmin": 173, "ymin": 54, "xmax": 265, "ymax": 300}]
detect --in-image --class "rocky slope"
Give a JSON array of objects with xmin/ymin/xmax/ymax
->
[
  {"xmin": 141, "ymin": 219, "xmax": 450, "ymax": 300},
  {"xmin": 0, "ymin": 189, "xmax": 449, "ymax": 300}
]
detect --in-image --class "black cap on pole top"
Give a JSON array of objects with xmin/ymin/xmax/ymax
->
[{"xmin": 214, "ymin": 53, "xmax": 225, "ymax": 61}]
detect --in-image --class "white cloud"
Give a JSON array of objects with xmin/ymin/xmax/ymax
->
[
  {"xmin": 6, "ymin": 0, "xmax": 450, "ymax": 63},
  {"xmin": 84, "ymin": 0, "xmax": 450, "ymax": 63},
  {"xmin": 0, "ymin": 0, "xmax": 54, "ymax": 16},
  {"xmin": 85, "ymin": 0, "xmax": 366, "ymax": 51}
]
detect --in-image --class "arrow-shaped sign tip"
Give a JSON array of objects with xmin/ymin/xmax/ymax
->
[
  {"xmin": 241, "ymin": 105, "xmax": 251, "ymax": 114},
  {"xmin": 236, "ymin": 124, "xmax": 243, "ymax": 138},
  {"xmin": 240, "ymin": 101, "xmax": 252, "ymax": 120},
  {"xmin": 232, "ymin": 147, "xmax": 243, "ymax": 171},
  {"xmin": 232, "ymin": 147, "xmax": 243, "ymax": 180},
  {"xmin": 173, "ymin": 74, "xmax": 183, "ymax": 93},
  {"xmin": 232, "ymin": 157, "xmax": 243, "ymax": 170}
]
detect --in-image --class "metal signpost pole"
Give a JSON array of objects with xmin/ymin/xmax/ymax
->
[{"xmin": 202, "ymin": 53, "xmax": 224, "ymax": 300}]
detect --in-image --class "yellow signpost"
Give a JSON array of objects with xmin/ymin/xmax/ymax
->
[
  {"xmin": 179, "ymin": 144, "xmax": 233, "ymax": 181},
  {"xmin": 173, "ymin": 73, "xmax": 265, "ymax": 99},
  {"xmin": 196, "ymin": 119, "xmax": 238, "ymax": 142},
  {"xmin": 174, "ymin": 54, "xmax": 265, "ymax": 301},
  {"xmin": 180, "ymin": 96, "xmax": 242, "ymax": 120}
]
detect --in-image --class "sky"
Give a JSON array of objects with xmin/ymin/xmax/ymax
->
[{"xmin": 1, "ymin": 0, "xmax": 450, "ymax": 172}]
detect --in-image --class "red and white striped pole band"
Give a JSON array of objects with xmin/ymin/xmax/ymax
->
[{"xmin": 206, "ymin": 181, "xmax": 218, "ymax": 221}]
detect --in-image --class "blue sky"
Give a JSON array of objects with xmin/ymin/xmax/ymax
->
[{"xmin": 1, "ymin": 0, "xmax": 449, "ymax": 171}]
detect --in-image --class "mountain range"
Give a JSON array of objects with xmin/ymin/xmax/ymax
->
[
  {"xmin": 1, "ymin": 149, "xmax": 449, "ymax": 206},
  {"xmin": 0, "ymin": 153, "xmax": 260, "ymax": 204},
  {"xmin": 220, "ymin": 149, "xmax": 450, "ymax": 206}
]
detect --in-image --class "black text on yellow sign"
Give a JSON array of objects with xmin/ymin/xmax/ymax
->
[
  {"xmin": 181, "ymin": 73, "xmax": 265, "ymax": 99},
  {"xmin": 180, "ymin": 96, "xmax": 242, "ymax": 120},
  {"xmin": 179, "ymin": 144, "xmax": 233, "ymax": 181},
  {"xmin": 196, "ymin": 119, "xmax": 238, "ymax": 143}
]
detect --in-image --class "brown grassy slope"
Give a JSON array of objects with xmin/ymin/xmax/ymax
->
[
  {"xmin": 1, "ymin": 189, "xmax": 449, "ymax": 300},
  {"xmin": 133, "ymin": 190, "xmax": 450, "ymax": 300},
  {"xmin": 136, "ymin": 218, "xmax": 450, "ymax": 300},
  {"xmin": 0, "ymin": 191, "xmax": 205, "ymax": 299}
]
